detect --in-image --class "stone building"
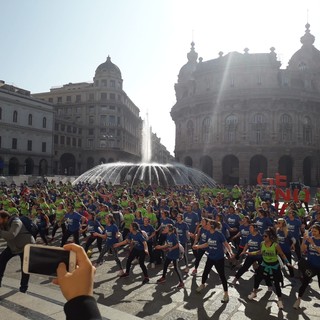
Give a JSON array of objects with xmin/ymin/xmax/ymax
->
[
  {"xmin": 34, "ymin": 56, "xmax": 171, "ymax": 175},
  {"xmin": 0, "ymin": 81, "xmax": 54, "ymax": 176},
  {"xmin": 171, "ymin": 24, "xmax": 320, "ymax": 186}
]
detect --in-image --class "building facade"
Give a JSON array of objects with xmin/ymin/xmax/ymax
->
[
  {"xmin": 33, "ymin": 56, "xmax": 171, "ymax": 175},
  {"xmin": 0, "ymin": 81, "xmax": 54, "ymax": 176},
  {"xmin": 171, "ymin": 24, "xmax": 320, "ymax": 186}
]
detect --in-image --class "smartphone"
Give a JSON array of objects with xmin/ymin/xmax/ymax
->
[{"xmin": 23, "ymin": 244, "xmax": 76, "ymax": 276}]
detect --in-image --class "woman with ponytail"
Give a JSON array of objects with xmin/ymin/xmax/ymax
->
[
  {"xmin": 155, "ymin": 224, "xmax": 184, "ymax": 289},
  {"xmin": 192, "ymin": 220, "xmax": 233, "ymax": 303},
  {"xmin": 247, "ymin": 227, "xmax": 290, "ymax": 309},
  {"xmin": 114, "ymin": 222, "xmax": 149, "ymax": 284}
]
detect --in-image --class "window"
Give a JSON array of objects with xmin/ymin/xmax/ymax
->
[
  {"xmin": 110, "ymin": 80, "xmax": 115, "ymax": 88},
  {"xmin": 78, "ymin": 139, "xmax": 82, "ymax": 147},
  {"xmin": 102, "ymin": 80, "xmax": 107, "ymax": 87},
  {"xmin": 12, "ymin": 138, "xmax": 17, "ymax": 149},
  {"xmin": 54, "ymin": 135, "xmax": 58, "ymax": 144},
  {"xmin": 100, "ymin": 105, "xmax": 107, "ymax": 113},
  {"xmin": 251, "ymin": 113, "xmax": 266, "ymax": 144},
  {"xmin": 42, "ymin": 117, "xmax": 47, "ymax": 128},
  {"xmin": 202, "ymin": 117, "xmax": 211, "ymax": 143},
  {"xmin": 73, "ymin": 127, "xmax": 77, "ymax": 133},
  {"xmin": 57, "ymin": 97, "xmax": 62, "ymax": 103},
  {"xmin": 88, "ymin": 129, "xmax": 94, "ymax": 135},
  {"xmin": 60, "ymin": 136, "xmax": 65, "ymax": 144},
  {"xmin": 76, "ymin": 95, "xmax": 81, "ymax": 102},
  {"xmin": 187, "ymin": 120, "xmax": 194, "ymax": 142},
  {"xmin": 88, "ymin": 93, "xmax": 94, "ymax": 101},
  {"xmin": 89, "ymin": 116, "xmax": 94, "ymax": 124},
  {"xmin": 42, "ymin": 142, "xmax": 46, "ymax": 152},
  {"xmin": 72, "ymin": 138, "xmax": 76, "ymax": 147},
  {"xmin": 100, "ymin": 115, "xmax": 107, "ymax": 126},
  {"xmin": 67, "ymin": 96, "xmax": 72, "ymax": 102},
  {"xmin": 109, "ymin": 115, "xmax": 116, "ymax": 126},
  {"xmin": 101, "ymin": 93, "xmax": 107, "ymax": 101},
  {"xmin": 13, "ymin": 110, "xmax": 18, "ymax": 122},
  {"xmin": 27, "ymin": 140, "xmax": 32, "ymax": 151},
  {"xmin": 0, "ymin": 107, "xmax": 2, "ymax": 120},
  {"xmin": 48, "ymin": 98, "xmax": 53, "ymax": 103},
  {"xmin": 87, "ymin": 139, "xmax": 93, "ymax": 148},
  {"xmin": 89, "ymin": 106, "xmax": 95, "ymax": 114},
  {"xmin": 67, "ymin": 126, "xmax": 72, "ymax": 133},
  {"xmin": 303, "ymin": 116, "xmax": 312, "ymax": 144},
  {"xmin": 110, "ymin": 93, "xmax": 115, "ymax": 100},
  {"xmin": 109, "ymin": 105, "xmax": 115, "ymax": 110},
  {"xmin": 66, "ymin": 137, "xmax": 71, "ymax": 146},
  {"xmin": 280, "ymin": 114, "xmax": 292, "ymax": 143}
]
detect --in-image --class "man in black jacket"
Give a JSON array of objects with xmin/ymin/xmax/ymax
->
[{"xmin": 0, "ymin": 210, "xmax": 35, "ymax": 292}]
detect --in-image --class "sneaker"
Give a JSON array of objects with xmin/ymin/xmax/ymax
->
[
  {"xmin": 277, "ymin": 300, "xmax": 284, "ymax": 310},
  {"xmin": 248, "ymin": 291, "xmax": 257, "ymax": 300},
  {"xmin": 293, "ymin": 299, "xmax": 301, "ymax": 309},
  {"xmin": 267, "ymin": 286, "xmax": 273, "ymax": 292},
  {"xmin": 177, "ymin": 282, "xmax": 184, "ymax": 289},
  {"xmin": 156, "ymin": 276, "xmax": 166, "ymax": 284},
  {"xmin": 221, "ymin": 294, "xmax": 229, "ymax": 303},
  {"xmin": 184, "ymin": 267, "xmax": 189, "ymax": 273},
  {"xmin": 119, "ymin": 272, "xmax": 129, "ymax": 278},
  {"xmin": 151, "ymin": 263, "xmax": 155, "ymax": 269},
  {"xmin": 196, "ymin": 284, "xmax": 206, "ymax": 293},
  {"xmin": 191, "ymin": 269, "xmax": 197, "ymax": 275},
  {"xmin": 117, "ymin": 270, "xmax": 125, "ymax": 276},
  {"xmin": 142, "ymin": 277, "xmax": 149, "ymax": 284},
  {"xmin": 232, "ymin": 277, "xmax": 239, "ymax": 285},
  {"xmin": 19, "ymin": 287, "xmax": 28, "ymax": 293}
]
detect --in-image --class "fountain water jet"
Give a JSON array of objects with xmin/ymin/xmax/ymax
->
[{"xmin": 73, "ymin": 113, "xmax": 216, "ymax": 188}]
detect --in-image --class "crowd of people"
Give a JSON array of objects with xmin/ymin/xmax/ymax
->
[{"xmin": 0, "ymin": 179, "xmax": 320, "ymax": 314}]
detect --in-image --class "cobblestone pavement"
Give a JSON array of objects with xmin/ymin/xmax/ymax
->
[{"xmin": 1, "ymin": 234, "xmax": 319, "ymax": 320}]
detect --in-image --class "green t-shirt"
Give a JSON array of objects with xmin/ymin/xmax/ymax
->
[
  {"xmin": 261, "ymin": 242, "xmax": 278, "ymax": 263},
  {"xmin": 123, "ymin": 213, "xmax": 135, "ymax": 229}
]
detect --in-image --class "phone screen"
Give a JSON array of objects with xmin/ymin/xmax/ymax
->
[{"xmin": 28, "ymin": 246, "xmax": 71, "ymax": 276}]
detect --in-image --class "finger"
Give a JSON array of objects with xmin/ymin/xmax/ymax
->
[
  {"xmin": 63, "ymin": 243, "xmax": 91, "ymax": 266},
  {"xmin": 52, "ymin": 277, "xmax": 59, "ymax": 285},
  {"xmin": 56, "ymin": 262, "xmax": 67, "ymax": 279}
]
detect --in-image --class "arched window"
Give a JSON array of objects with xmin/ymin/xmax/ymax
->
[
  {"xmin": 43, "ymin": 117, "xmax": 47, "ymax": 128},
  {"xmin": 303, "ymin": 116, "xmax": 312, "ymax": 144},
  {"xmin": 186, "ymin": 120, "xmax": 194, "ymax": 143},
  {"xmin": 280, "ymin": 113, "xmax": 292, "ymax": 143},
  {"xmin": 13, "ymin": 110, "xmax": 18, "ymax": 123},
  {"xmin": 28, "ymin": 114, "xmax": 32, "ymax": 125},
  {"xmin": 225, "ymin": 114, "xmax": 238, "ymax": 142},
  {"xmin": 251, "ymin": 113, "xmax": 266, "ymax": 144},
  {"xmin": 202, "ymin": 117, "xmax": 211, "ymax": 143}
]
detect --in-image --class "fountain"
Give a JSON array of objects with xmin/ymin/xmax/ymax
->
[{"xmin": 73, "ymin": 115, "xmax": 216, "ymax": 188}]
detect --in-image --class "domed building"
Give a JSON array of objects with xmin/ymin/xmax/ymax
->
[
  {"xmin": 171, "ymin": 24, "xmax": 320, "ymax": 186},
  {"xmin": 33, "ymin": 56, "xmax": 171, "ymax": 176}
]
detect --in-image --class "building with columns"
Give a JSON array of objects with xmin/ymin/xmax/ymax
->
[
  {"xmin": 171, "ymin": 24, "xmax": 320, "ymax": 186},
  {"xmin": 0, "ymin": 81, "xmax": 54, "ymax": 176}
]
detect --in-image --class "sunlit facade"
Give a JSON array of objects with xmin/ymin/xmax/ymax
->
[{"xmin": 171, "ymin": 24, "xmax": 320, "ymax": 186}]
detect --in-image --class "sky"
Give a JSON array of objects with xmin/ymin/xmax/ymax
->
[{"xmin": 1, "ymin": 0, "xmax": 320, "ymax": 156}]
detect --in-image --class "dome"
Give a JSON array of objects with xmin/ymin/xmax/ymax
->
[
  {"xmin": 287, "ymin": 23, "xmax": 320, "ymax": 71},
  {"xmin": 178, "ymin": 42, "xmax": 198, "ymax": 82},
  {"xmin": 95, "ymin": 56, "xmax": 122, "ymax": 79}
]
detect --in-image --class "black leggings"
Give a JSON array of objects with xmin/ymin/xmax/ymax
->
[
  {"xmin": 96, "ymin": 242, "xmax": 122, "ymax": 269},
  {"xmin": 201, "ymin": 257, "xmax": 228, "ymax": 292},
  {"xmin": 126, "ymin": 248, "xmax": 148, "ymax": 278},
  {"xmin": 298, "ymin": 263, "xmax": 320, "ymax": 298},
  {"xmin": 235, "ymin": 256, "xmax": 262, "ymax": 279},
  {"xmin": 84, "ymin": 235, "xmax": 102, "ymax": 253},
  {"xmin": 194, "ymin": 249, "xmax": 206, "ymax": 269},
  {"xmin": 162, "ymin": 257, "xmax": 183, "ymax": 282},
  {"xmin": 253, "ymin": 263, "xmax": 282, "ymax": 297}
]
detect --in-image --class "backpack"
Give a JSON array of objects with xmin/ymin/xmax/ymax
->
[{"xmin": 19, "ymin": 216, "xmax": 38, "ymax": 238}]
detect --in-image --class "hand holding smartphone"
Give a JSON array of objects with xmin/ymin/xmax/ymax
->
[{"xmin": 23, "ymin": 244, "xmax": 76, "ymax": 277}]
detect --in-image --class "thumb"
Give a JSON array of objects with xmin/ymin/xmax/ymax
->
[{"xmin": 57, "ymin": 262, "xmax": 67, "ymax": 278}]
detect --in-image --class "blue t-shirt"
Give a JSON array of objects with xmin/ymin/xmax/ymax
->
[
  {"xmin": 239, "ymin": 225, "xmax": 250, "ymax": 247},
  {"xmin": 65, "ymin": 212, "xmax": 82, "ymax": 232},
  {"xmin": 226, "ymin": 213, "xmax": 241, "ymax": 230},
  {"xmin": 141, "ymin": 224, "xmax": 155, "ymax": 243},
  {"xmin": 128, "ymin": 232, "xmax": 146, "ymax": 251},
  {"xmin": 246, "ymin": 233, "xmax": 263, "ymax": 253},
  {"xmin": 206, "ymin": 231, "xmax": 226, "ymax": 260},
  {"xmin": 87, "ymin": 220, "xmax": 103, "ymax": 235},
  {"xmin": 306, "ymin": 237, "xmax": 320, "ymax": 269},
  {"xmin": 277, "ymin": 229, "xmax": 293, "ymax": 253},
  {"xmin": 35, "ymin": 214, "xmax": 47, "ymax": 229},
  {"xmin": 175, "ymin": 221, "xmax": 189, "ymax": 245},
  {"xmin": 134, "ymin": 217, "xmax": 144, "ymax": 227},
  {"xmin": 104, "ymin": 223, "xmax": 119, "ymax": 246},
  {"xmin": 255, "ymin": 216, "xmax": 273, "ymax": 235},
  {"xmin": 285, "ymin": 217, "xmax": 302, "ymax": 239},
  {"xmin": 198, "ymin": 227, "xmax": 209, "ymax": 245},
  {"xmin": 183, "ymin": 212, "xmax": 199, "ymax": 234},
  {"xmin": 166, "ymin": 233, "xmax": 180, "ymax": 260}
]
